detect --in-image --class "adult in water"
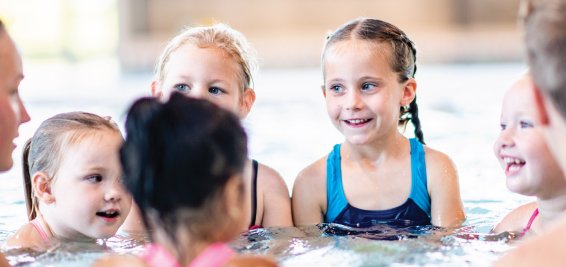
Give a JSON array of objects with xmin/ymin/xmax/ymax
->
[{"xmin": 0, "ymin": 18, "xmax": 32, "ymax": 267}]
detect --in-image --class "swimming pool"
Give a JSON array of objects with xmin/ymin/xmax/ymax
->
[{"xmin": 0, "ymin": 61, "xmax": 531, "ymax": 266}]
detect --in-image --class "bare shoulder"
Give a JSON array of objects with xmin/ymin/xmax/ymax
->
[
  {"xmin": 257, "ymin": 163, "xmax": 289, "ymax": 194},
  {"xmin": 494, "ymin": 218, "xmax": 566, "ymax": 266},
  {"xmin": 291, "ymin": 156, "xmax": 328, "ymax": 225},
  {"xmin": 226, "ymin": 255, "xmax": 278, "ymax": 267},
  {"xmin": 293, "ymin": 156, "xmax": 327, "ymax": 190},
  {"xmin": 492, "ymin": 202, "xmax": 537, "ymax": 234},
  {"xmin": 91, "ymin": 254, "xmax": 146, "ymax": 267},
  {"xmin": 4, "ymin": 223, "xmax": 43, "ymax": 249},
  {"xmin": 423, "ymin": 146, "xmax": 457, "ymax": 176}
]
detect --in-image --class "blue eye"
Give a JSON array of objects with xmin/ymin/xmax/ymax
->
[
  {"xmin": 86, "ymin": 175, "xmax": 103, "ymax": 183},
  {"xmin": 174, "ymin": 84, "xmax": 190, "ymax": 92},
  {"xmin": 209, "ymin": 87, "xmax": 223, "ymax": 95},
  {"xmin": 328, "ymin": 84, "xmax": 343, "ymax": 93},
  {"xmin": 520, "ymin": 121, "xmax": 534, "ymax": 128},
  {"xmin": 361, "ymin": 82, "xmax": 376, "ymax": 90},
  {"xmin": 499, "ymin": 123, "xmax": 507, "ymax": 131}
]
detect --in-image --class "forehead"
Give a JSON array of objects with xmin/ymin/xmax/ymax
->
[
  {"xmin": 502, "ymin": 76, "xmax": 537, "ymax": 116},
  {"xmin": 165, "ymin": 44, "xmax": 240, "ymax": 75},
  {"xmin": 0, "ymin": 33, "xmax": 23, "ymax": 86},
  {"xmin": 324, "ymin": 39, "xmax": 394, "ymax": 76}
]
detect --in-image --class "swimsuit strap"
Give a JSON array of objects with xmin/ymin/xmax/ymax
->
[
  {"xmin": 141, "ymin": 244, "xmax": 182, "ymax": 267},
  {"xmin": 188, "ymin": 242, "xmax": 235, "ymax": 267},
  {"xmin": 249, "ymin": 160, "xmax": 259, "ymax": 229},
  {"xmin": 521, "ymin": 208, "xmax": 539, "ymax": 237},
  {"xmin": 30, "ymin": 219, "xmax": 50, "ymax": 244}
]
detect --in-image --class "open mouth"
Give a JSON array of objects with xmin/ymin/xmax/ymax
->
[
  {"xmin": 96, "ymin": 210, "xmax": 120, "ymax": 219},
  {"xmin": 503, "ymin": 157, "xmax": 526, "ymax": 174},
  {"xmin": 344, "ymin": 118, "xmax": 372, "ymax": 126}
]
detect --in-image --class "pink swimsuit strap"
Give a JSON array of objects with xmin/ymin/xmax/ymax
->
[
  {"xmin": 188, "ymin": 242, "xmax": 235, "ymax": 267},
  {"xmin": 30, "ymin": 219, "xmax": 51, "ymax": 244},
  {"xmin": 141, "ymin": 244, "xmax": 182, "ymax": 267},
  {"xmin": 521, "ymin": 208, "xmax": 539, "ymax": 237},
  {"xmin": 142, "ymin": 242, "xmax": 235, "ymax": 267}
]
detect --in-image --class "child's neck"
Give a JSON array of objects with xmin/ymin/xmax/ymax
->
[
  {"xmin": 39, "ymin": 211, "xmax": 94, "ymax": 242},
  {"xmin": 537, "ymin": 192, "xmax": 566, "ymax": 230},
  {"xmin": 344, "ymin": 133, "xmax": 407, "ymax": 162}
]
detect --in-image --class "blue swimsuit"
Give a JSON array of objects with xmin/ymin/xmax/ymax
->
[{"xmin": 325, "ymin": 138, "xmax": 431, "ymax": 227}]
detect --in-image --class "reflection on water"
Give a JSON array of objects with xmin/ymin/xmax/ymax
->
[
  {"xmin": 4, "ymin": 220, "xmax": 517, "ymax": 267},
  {"xmin": 0, "ymin": 62, "xmax": 532, "ymax": 265},
  {"xmin": 233, "ymin": 222, "xmax": 515, "ymax": 267}
]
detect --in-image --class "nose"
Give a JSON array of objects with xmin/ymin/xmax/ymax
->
[
  {"xmin": 495, "ymin": 126, "xmax": 515, "ymax": 150},
  {"xmin": 190, "ymin": 85, "xmax": 209, "ymax": 100},
  {"xmin": 345, "ymin": 90, "xmax": 363, "ymax": 111},
  {"xmin": 105, "ymin": 179, "xmax": 124, "ymax": 202},
  {"xmin": 18, "ymin": 97, "xmax": 30, "ymax": 124}
]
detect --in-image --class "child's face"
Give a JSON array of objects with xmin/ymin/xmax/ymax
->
[
  {"xmin": 48, "ymin": 130, "xmax": 131, "ymax": 239},
  {"xmin": 0, "ymin": 32, "xmax": 30, "ymax": 171},
  {"xmin": 156, "ymin": 44, "xmax": 246, "ymax": 117},
  {"xmin": 323, "ymin": 40, "xmax": 410, "ymax": 145},
  {"xmin": 493, "ymin": 75, "xmax": 564, "ymax": 197}
]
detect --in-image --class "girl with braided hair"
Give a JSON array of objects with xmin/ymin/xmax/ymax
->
[{"xmin": 292, "ymin": 18, "xmax": 465, "ymax": 228}]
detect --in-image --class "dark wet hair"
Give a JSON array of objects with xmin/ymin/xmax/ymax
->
[
  {"xmin": 0, "ymin": 19, "xmax": 4, "ymax": 32},
  {"xmin": 523, "ymin": 0, "xmax": 566, "ymax": 119},
  {"xmin": 322, "ymin": 18, "xmax": 425, "ymax": 144},
  {"xmin": 120, "ymin": 92, "xmax": 248, "ymax": 244},
  {"xmin": 23, "ymin": 112, "xmax": 121, "ymax": 220}
]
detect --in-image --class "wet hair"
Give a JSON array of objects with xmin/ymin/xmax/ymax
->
[
  {"xmin": 23, "ymin": 112, "xmax": 121, "ymax": 220},
  {"xmin": 523, "ymin": 0, "xmax": 566, "ymax": 119},
  {"xmin": 322, "ymin": 18, "xmax": 425, "ymax": 144},
  {"xmin": 120, "ymin": 92, "xmax": 247, "ymax": 244},
  {"xmin": 154, "ymin": 23, "xmax": 257, "ymax": 96},
  {"xmin": 0, "ymin": 19, "xmax": 4, "ymax": 33}
]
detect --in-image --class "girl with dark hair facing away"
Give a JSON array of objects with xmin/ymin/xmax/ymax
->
[
  {"xmin": 292, "ymin": 18, "xmax": 465, "ymax": 228},
  {"xmin": 94, "ymin": 93, "xmax": 276, "ymax": 267}
]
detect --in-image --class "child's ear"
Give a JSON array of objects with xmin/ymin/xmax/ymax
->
[
  {"xmin": 532, "ymin": 82, "xmax": 550, "ymax": 126},
  {"xmin": 33, "ymin": 172, "xmax": 55, "ymax": 204},
  {"xmin": 239, "ymin": 88, "xmax": 256, "ymax": 119},
  {"xmin": 400, "ymin": 78, "xmax": 417, "ymax": 106},
  {"xmin": 321, "ymin": 85, "xmax": 326, "ymax": 98},
  {"xmin": 150, "ymin": 80, "xmax": 163, "ymax": 99}
]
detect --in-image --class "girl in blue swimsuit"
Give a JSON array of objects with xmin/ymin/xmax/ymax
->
[{"xmin": 292, "ymin": 18, "xmax": 465, "ymax": 228}]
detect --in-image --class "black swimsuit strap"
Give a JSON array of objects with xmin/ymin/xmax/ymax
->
[{"xmin": 249, "ymin": 159, "xmax": 259, "ymax": 228}]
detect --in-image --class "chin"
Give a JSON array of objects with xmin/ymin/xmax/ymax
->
[{"xmin": 0, "ymin": 158, "xmax": 13, "ymax": 172}]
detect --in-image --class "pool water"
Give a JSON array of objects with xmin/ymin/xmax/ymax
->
[{"xmin": 0, "ymin": 61, "xmax": 532, "ymax": 266}]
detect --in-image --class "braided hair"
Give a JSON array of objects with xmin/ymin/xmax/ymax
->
[{"xmin": 323, "ymin": 18, "xmax": 425, "ymax": 144}]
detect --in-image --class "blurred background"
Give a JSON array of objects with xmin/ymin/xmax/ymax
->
[
  {"xmin": 0, "ymin": 0, "xmax": 529, "ymax": 228},
  {"xmin": 2, "ymin": 0, "xmax": 523, "ymax": 68}
]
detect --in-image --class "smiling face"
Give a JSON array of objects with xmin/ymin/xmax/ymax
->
[
  {"xmin": 323, "ymin": 39, "xmax": 412, "ymax": 145},
  {"xmin": 45, "ymin": 130, "xmax": 131, "ymax": 240},
  {"xmin": 493, "ymin": 74, "xmax": 565, "ymax": 197},
  {"xmin": 0, "ymin": 31, "xmax": 30, "ymax": 171},
  {"xmin": 154, "ymin": 44, "xmax": 249, "ymax": 117}
]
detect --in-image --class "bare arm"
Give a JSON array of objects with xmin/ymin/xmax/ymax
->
[
  {"xmin": 492, "ymin": 202, "xmax": 537, "ymax": 234},
  {"xmin": 426, "ymin": 149, "xmax": 466, "ymax": 227},
  {"xmin": 0, "ymin": 253, "xmax": 9, "ymax": 267},
  {"xmin": 493, "ymin": 218, "xmax": 566, "ymax": 267},
  {"xmin": 291, "ymin": 159, "xmax": 326, "ymax": 226},
  {"xmin": 258, "ymin": 164, "xmax": 293, "ymax": 227}
]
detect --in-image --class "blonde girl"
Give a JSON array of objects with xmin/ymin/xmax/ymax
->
[
  {"xmin": 5, "ymin": 112, "xmax": 132, "ymax": 250},
  {"xmin": 123, "ymin": 23, "xmax": 292, "ymax": 232}
]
